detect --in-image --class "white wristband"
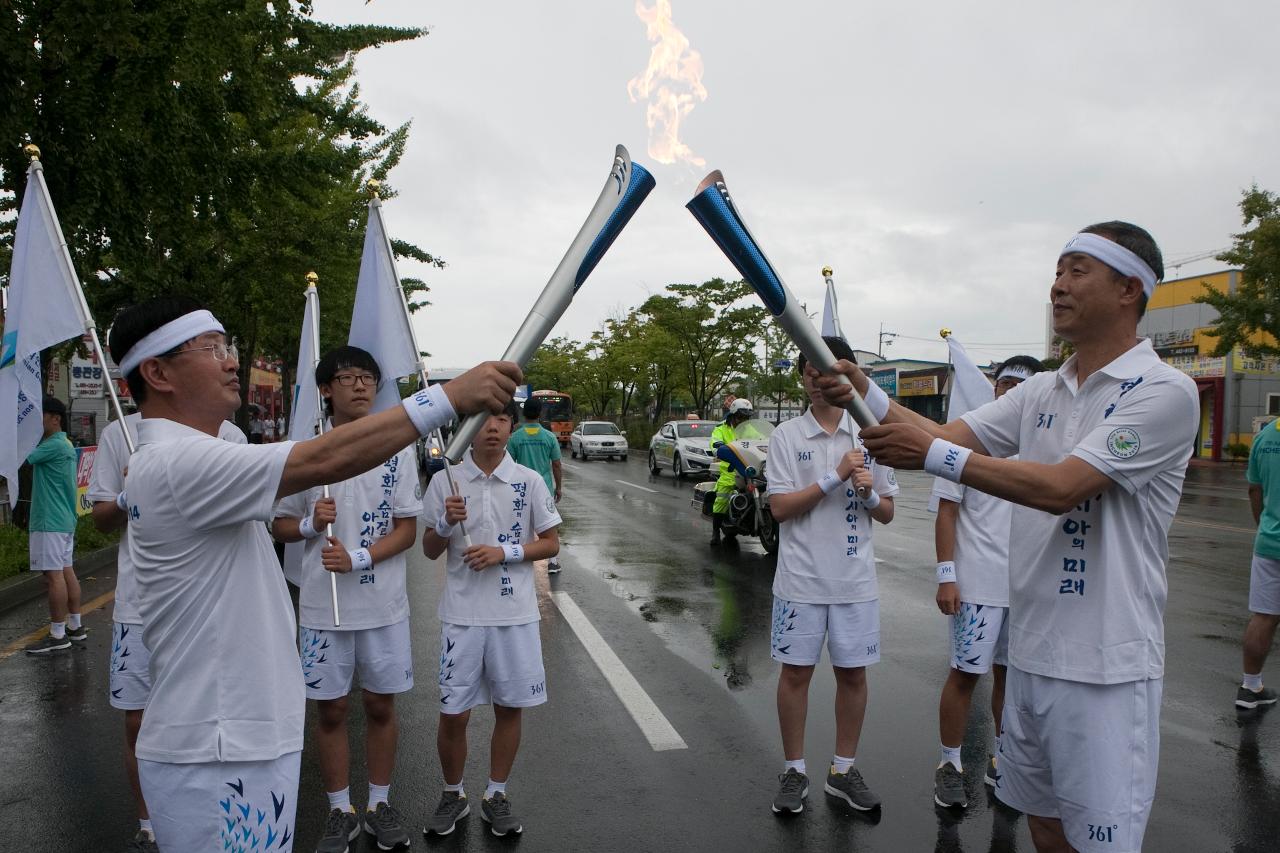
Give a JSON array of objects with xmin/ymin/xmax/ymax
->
[
  {"xmin": 924, "ymin": 438, "xmax": 971, "ymax": 483},
  {"xmin": 818, "ymin": 470, "xmax": 844, "ymax": 495},
  {"xmin": 937, "ymin": 561, "xmax": 956, "ymax": 583},
  {"xmin": 299, "ymin": 515, "xmax": 323, "ymax": 540},
  {"xmin": 349, "ymin": 548, "xmax": 372, "ymax": 572},
  {"xmin": 435, "ymin": 516, "xmax": 456, "ymax": 539},
  {"xmin": 864, "ymin": 382, "xmax": 890, "ymax": 422},
  {"xmin": 862, "ymin": 489, "xmax": 881, "ymax": 509},
  {"xmin": 501, "ymin": 542, "xmax": 524, "ymax": 564},
  {"xmin": 115, "ymin": 491, "xmax": 129, "ymax": 512},
  {"xmin": 400, "ymin": 384, "xmax": 456, "ymax": 438}
]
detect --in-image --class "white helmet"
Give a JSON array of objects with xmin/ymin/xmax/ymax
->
[{"xmin": 728, "ymin": 398, "xmax": 754, "ymax": 415}]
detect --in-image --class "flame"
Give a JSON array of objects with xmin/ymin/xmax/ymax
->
[{"xmin": 627, "ymin": 0, "xmax": 707, "ymax": 167}]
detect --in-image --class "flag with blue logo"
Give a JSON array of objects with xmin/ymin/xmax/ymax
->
[
  {"xmin": 282, "ymin": 284, "xmax": 324, "ymax": 586},
  {"xmin": 348, "ymin": 196, "xmax": 422, "ymax": 412},
  {"xmin": 0, "ymin": 159, "xmax": 90, "ymax": 507}
]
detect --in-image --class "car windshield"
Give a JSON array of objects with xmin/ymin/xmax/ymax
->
[
  {"xmin": 583, "ymin": 423, "xmax": 621, "ymax": 436},
  {"xmin": 676, "ymin": 421, "xmax": 715, "ymax": 438}
]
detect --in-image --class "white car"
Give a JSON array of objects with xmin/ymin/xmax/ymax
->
[
  {"xmin": 569, "ymin": 421, "xmax": 629, "ymax": 461},
  {"xmin": 648, "ymin": 419, "xmax": 718, "ymax": 479}
]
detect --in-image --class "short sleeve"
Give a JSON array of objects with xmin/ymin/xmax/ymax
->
[
  {"xmin": 165, "ymin": 439, "xmax": 295, "ymax": 530},
  {"xmin": 1071, "ymin": 373, "xmax": 1199, "ymax": 494},
  {"xmin": 528, "ymin": 475, "xmax": 562, "ymax": 534},
  {"xmin": 218, "ymin": 421, "xmax": 248, "ymax": 445},
  {"xmin": 765, "ymin": 425, "xmax": 797, "ymax": 496},
  {"xmin": 273, "ymin": 489, "xmax": 310, "ymax": 520},
  {"xmin": 547, "ymin": 431, "xmax": 562, "ymax": 460},
  {"xmin": 422, "ymin": 470, "xmax": 449, "ymax": 528},
  {"xmin": 961, "ymin": 376, "xmax": 1037, "ymax": 458},
  {"xmin": 872, "ymin": 461, "xmax": 899, "ymax": 497},
  {"xmin": 393, "ymin": 448, "xmax": 424, "ymax": 517},
  {"xmin": 932, "ymin": 476, "xmax": 966, "ymax": 504},
  {"xmin": 87, "ymin": 424, "xmax": 127, "ymax": 501},
  {"xmin": 26, "ymin": 438, "xmax": 62, "ymax": 466}
]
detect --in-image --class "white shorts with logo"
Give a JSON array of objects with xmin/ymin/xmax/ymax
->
[
  {"xmin": 1249, "ymin": 553, "xmax": 1280, "ymax": 615},
  {"xmin": 109, "ymin": 621, "xmax": 152, "ymax": 710},
  {"xmin": 299, "ymin": 619, "xmax": 414, "ymax": 701},
  {"xmin": 770, "ymin": 597, "xmax": 881, "ymax": 668},
  {"xmin": 996, "ymin": 667, "xmax": 1161, "ymax": 853},
  {"xmin": 438, "ymin": 621, "xmax": 547, "ymax": 714},
  {"xmin": 29, "ymin": 531, "xmax": 73, "ymax": 571},
  {"xmin": 138, "ymin": 750, "xmax": 301, "ymax": 853},
  {"xmin": 950, "ymin": 602, "xmax": 1009, "ymax": 674}
]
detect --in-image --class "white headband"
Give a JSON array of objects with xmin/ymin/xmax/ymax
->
[
  {"xmin": 996, "ymin": 364, "xmax": 1033, "ymax": 383},
  {"xmin": 1060, "ymin": 232, "xmax": 1158, "ymax": 298},
  {"xmin": 118, "ymin": 310, "xmax": 226, "ymax": 376}
]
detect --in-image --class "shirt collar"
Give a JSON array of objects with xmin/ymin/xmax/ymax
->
[
  {"xmin": 800, "ymin": 407, "xmax": 853, "ymax": 438},
  {"xmin": 1054, "ymin": 339, "xmax": 1161, "ymax": 389},
  {"xmin": 460, "ymin": 449, "xmax": 520, "ymax": 483},
  {"xmin": 137, "ymin": 417, "xmax": 218, "ymax": 446}
]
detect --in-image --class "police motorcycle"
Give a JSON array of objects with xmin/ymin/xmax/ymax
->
[{"xmin": 693, "ymin": 418, "xmax": 780, "ymax": 554}]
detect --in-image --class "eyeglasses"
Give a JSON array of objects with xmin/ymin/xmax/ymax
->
[
  {"xmin": 332, "ymin": 373, "xmax": 378, "ymax": 388},
  {"xmin": 161, "ymin": 341, "xmax": 239, "ymax": 364}
]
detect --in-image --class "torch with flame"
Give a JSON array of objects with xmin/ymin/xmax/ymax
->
[{"xmin": 627, "ymin": 0, "xmax": 707, "ymax": 168}]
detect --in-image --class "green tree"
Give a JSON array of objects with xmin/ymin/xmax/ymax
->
[
  {"xmin": 525, "ymin": 337, "xmax": 584, "ymax": 397},
  {"xmin": 1195, "ymin": 185, "xmax": 1280, "ymax": 357},
  {"xmin": 747, "ymin": 323, "xmax": 804, "ymax": 420}
]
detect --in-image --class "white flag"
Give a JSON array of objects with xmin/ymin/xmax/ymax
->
[
  {"xmin": 281, "ymin": 286, "xmax": 323, "ymax": 586},
  {"xmin": 820, "ymin": 277, "xmax": 844, "ymax": 339},
  {"xmin": 929, "ymin": 334, "xmax": 994, "ymax": 513},
  {"xmin": 348, "ymin": 197, "xmax": 421, "ymax": 412},
  {"xmin": 0, "ymin": 160, "xmax": 90, "ymax": 507}
]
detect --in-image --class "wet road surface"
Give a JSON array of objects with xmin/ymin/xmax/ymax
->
[{"xmin": 0, "ymin": 457, "xmax": 1275, "ymax": 852}]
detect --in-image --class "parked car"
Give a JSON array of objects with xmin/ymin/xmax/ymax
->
[
  {"xmin": 648, "ymin": 419, "xmax": 718, "ymax": 478},
  {"xmin": 570, "ymin": 421, "xmax": 629, "ymax": 460}
]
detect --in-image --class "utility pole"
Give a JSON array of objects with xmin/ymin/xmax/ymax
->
[{"xmin": 878, "ymin": 323, "xmax": 898, "ymax": 359}]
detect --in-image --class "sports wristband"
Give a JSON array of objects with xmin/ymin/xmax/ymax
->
[
  {"xmin": 864, "ymin": 382, "xmax": 890, "ymax": 422},
  {"xmin": 400, "ymin": 384, "xmax": 456, "ymax": 438},
  {"xmin": 115, "ymin": 491, "xmax": 129, "ymax": 512},
  {"xmin": 501, "ymin": 542, "xmax": 524, "ymax": 564},
  {"xmin": 818, "ymin": 470, "xmax": 844, "ymax": 495},
  {"xmin": 924, "ymin": 438, "xmax": 971, "ymax": 483},
  {"xmin": 862, "ymin": 489, "xmax": 881, "ymax": 510},
  {"xmin": 299, "ymin": 515, "xmax": 323, "ymax": 540},
  {"xmin": 349, "ymin": 548, "xmax": 373, "ymax": 572},
  {"xmin": 937, "ymin": 561, "xmax": 956, "ymax": 583},
  {"xmin": 435, "ymin": 516, "xmax": 456, "ymax": 539}
]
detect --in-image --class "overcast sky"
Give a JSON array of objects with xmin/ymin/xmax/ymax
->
[{"xmin": 312, "ymin": 0, "xmax": 1280, "ymax": 370}]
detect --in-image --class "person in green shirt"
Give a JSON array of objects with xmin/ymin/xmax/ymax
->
[
  {"xmin": 710, "ymin": 398, "xmax": 754, "ymax": 547},
  {"xmin": 1238, "ymin": 418, "xmax": 1280, "ymax": 709},
  {"xmin": 24, "ymin": 397, "xmax": 85, "ymax": 655},
  {"xmin": 507, "ymin": 397, "xmax": 563, "ymax": 572}
]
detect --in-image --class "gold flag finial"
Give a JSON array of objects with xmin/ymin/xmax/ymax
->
[
  {"xmin": 305, "ymin": 271, "xmax": 319, "ymax": 289},
  {"xmin": 366, "ymin": 178, "xmax": 381, "ymax": 197},
  {"xmin": 939, "ymin": 328, "xmax": 951, "ymax": 339},
  {"xmin": 821, "ymin": 266, "xmax": 833, "ymax": 278},
  {"xmin": 23, "ymin": 143, "xmax": 40, "ymax": 161}
]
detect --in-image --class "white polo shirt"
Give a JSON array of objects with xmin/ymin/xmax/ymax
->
[
  {"xmin": 961, "ymin": 339, "xmax": 1198, "ymax": 684},
  {"xmin": 275, "ymin": 443, "xmax": 422, "ymax": 631},
  {"xmin": 88, "ymin": 414, "xmax": 246, "ymax": 626},
  {"xmin": 767, "ymin": 409, "xmax": 898, "ymax": 604},
  {"xmin": 127, "ymin": 418, "xmax": 303, "ymax": 764},
  {"xmin": 932, "ymin": 477, "xmax": 1012, "ymax": 608},
  {"xmin": 422, "ymin": 451, "xmax": 561, "ymax": 627}
]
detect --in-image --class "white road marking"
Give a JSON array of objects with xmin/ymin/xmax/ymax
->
[
  {"xmin": 551, "ymin": 591, "xmax": 688, "ymax": 751},
  {"xmin": 615, "ymin": 479, "xmax": 659, "ymax": 494}
]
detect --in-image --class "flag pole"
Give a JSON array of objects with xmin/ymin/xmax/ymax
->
[
  {"xmin": 305, "ymin": 272, "xmax": 341, "ymax": 627},
  {"xmin": 365, "ymin": 180, "xmax": 473, "ymax": 548},
  {"xmin": 24, "ymin": 144, "xmax": 134, "ymax": 453}
]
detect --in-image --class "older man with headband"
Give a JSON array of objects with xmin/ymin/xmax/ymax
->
[
  {"xmin": 108, "ymin": 296, "xmax": 520, "ymax": 853},
  {"xmin": 818, "ymin": 222, "xmax": 1197, "ymax": 853}
]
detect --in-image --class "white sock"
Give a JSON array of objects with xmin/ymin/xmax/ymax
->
[
  {"xmin": 50, "ymin": 621, "xmax": 66, "ymax": 639},
  {"xmin": 832, "ymin": 754, "xmax": 855, "ymax": 774},
  {"xmin": 444, "ymin": 780, "xmax": 465, "ymax": 795},
  {"xmin": 139, "ymin": 819, "xmax": 154, "ymax": 839},
  {"xmin": 994, "ymin": 735, "xmax": 1002, "ymax": 756},
  {"xmin": 485, "ymin": 778, "xmax": 507, "ymax": 799},
  {"xmin": 1244, "ymin": 672, "xmax": 1264, "ymax": 692},
  {"xmin": 784, "ymin": 758, "xmax": 806, "ymax": 775},
  {"xmin": 326, "ymin": 787, "xmax": 352, "ymax": 813},
  {"xmin": 940, "ymin": 744, "xmax": 963, "ymax": 771},
  {"xmin": 368, "ymin": 782, "xmax": 390, "ymax": 809},
  {"xmin": 67, "ymin": 613, "xmax": 81, "ymax": 630}
]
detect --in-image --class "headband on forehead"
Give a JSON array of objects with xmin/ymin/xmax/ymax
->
[
  {"xmin": 117, "ymin": 310, "xmax": 226, "ymax": 376},
  {"xmin": 996, "ymin": 364, "xmax": 1033, "ymax": 383},
  {"xmin": 1060, "ymin": 232, "xmax": 1158, "ymax": 299}
]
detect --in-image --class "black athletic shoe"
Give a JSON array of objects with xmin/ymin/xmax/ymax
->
[
  {"xmin": 315, "ymin": 808, "xmax": 359, "ymax": 853},
  {"xmin": 771, "ymin": 768, "xmax": 809, "ymax": 814},
  {"xmin": 423, "ymin": 791, "xmax": 469, "ymax": 837},
  {"xmin": 126, "ymin": 829, "xmax": 160, "ymax": 853},
  {"xmin": 66, "ymin": 625, "xmax": 88, "ymax": 642},
  {"xmin": 825, "ymin": 766, "xmax": 881, "ymax": 811},
  {"xmin": 364, "ymin": 802, "xmax": 410, "ymax": 850},
  {"xmin": 480, "ymin": 792, "xmax": 522, "ymax": 837},
  {"xmin": 934, "ymin": 763, "xmax": 967, "ymax": 809},
  {"xmin": 1236, "ymin": 685, "xmax": 1279, "ymax": 709},
  {"xmin": 25, "ymin": 634, "xmax": 71, "ymax": 654}
]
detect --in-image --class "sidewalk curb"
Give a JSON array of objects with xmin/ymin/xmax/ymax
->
[{"xmin": 0, "ymin": 543, "xmax": 118, "ymax": 614}]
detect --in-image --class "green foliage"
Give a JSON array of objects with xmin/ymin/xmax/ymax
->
[
  {"xmin": 1226, "ymin": 441, "xmax": 1251, "ymax": 462},
  {"xmin": 1195, "ymin": 186, "xmax": 1280, "ymax": 358}
]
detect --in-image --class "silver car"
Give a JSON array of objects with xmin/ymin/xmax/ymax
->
[
  {"xmin": 569, "ymin": 421, "xmax": 629, "ymax": 461},
  {"xmin": 648, "ymin": 419, "xmax": 718, "ymax": 479}
]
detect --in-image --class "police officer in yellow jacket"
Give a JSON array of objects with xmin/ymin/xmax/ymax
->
[{"xmin": 710, "ymin": 398, "xmax": 755, "ymax": 546}]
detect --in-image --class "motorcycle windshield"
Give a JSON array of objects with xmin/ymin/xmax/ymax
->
[{"xmin": 734, "ymin": 419, "xmax": 775, "ymax": 443}]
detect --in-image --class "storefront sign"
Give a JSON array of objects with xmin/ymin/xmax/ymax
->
[
  {"xmin": 899, "ymin": 375, "xmax": 939, "ymax": 397},
  {"xmin": 871, "ymin": 369, "xmax": 897, "ymax": 396},
  {"xmin": 74, "ymin": 447, "xmax": 96, "ymax": 516},
  {"xmin": 69, "ymin": 356, "xmax": 105, "ymax": 398},
  {"xmin": 1164, "ymin": 354, "xmax": 1225, "ymax": 378}
]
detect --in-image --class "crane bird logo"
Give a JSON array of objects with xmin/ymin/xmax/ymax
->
[{"xmin": 1106, "ymin": 427, "xmax": 1141, "ymax": 459}]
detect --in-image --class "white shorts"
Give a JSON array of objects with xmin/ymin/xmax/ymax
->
[
  {"xmin": 138, "ymin": 750, "xmax": 301, "ymax": 853},
  {"xmin": 1249, "ymin": 553, "xmax": 1280, "ymax": 615},
  {"xmin": 996, "ymin": 667, "xmax": 1161, "ymax": 853},
  {"xmin": 109, "ymin": 621, "xmax": 152, "ymax": 710},
  {"xmin": 29, "ymin": 531, "xmax": 73, "ymax": 571},
  {"xmin": 438, "ymin": 621, "xmax": 547, "ymax": 714},
  {"xmin": 299, "ymin": 619, "xmax": 414, "ymax": 700},
  {"xmin": 950, "ymin": 602, "xmax": 1009, "ymax": 674},
  {"xmin": 770, "ymin": 597, "xmax": 880, "ymax": 669}
]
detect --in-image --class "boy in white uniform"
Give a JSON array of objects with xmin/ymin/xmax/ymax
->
[
  {"xmin": 107, "ymin": 295, "xmax": 519, "ymax": 852},
  {"xmin": 822, "ymin": 222, "xmax": 1198, "ymax": 853},
  {"xmin": 272, "ymin": 346, "xmax": 421, "ymax": 852},
  {"xmin": 88, "ymin": 411, "xmax": 244, "ymax": 853},
  {"xmin": 766, "ymin": 336, "xmax": 897, "ymax": 816},
  {"xmin": 930, "ymin": 355, "xmax": 1044, "ymax": 810},
  {"xmin": 421, "ymin": 403, "xmax": 561, "ymax": 838}
]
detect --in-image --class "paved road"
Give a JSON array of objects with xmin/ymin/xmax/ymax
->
[{"xmin": 0, "ymin": 456, "xmax": 1275, "ymax": 852}]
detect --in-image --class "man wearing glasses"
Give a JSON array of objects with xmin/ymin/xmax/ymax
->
[{"xmin": 272, "ymin": 346, "xmax": 422, "ymax": 851}]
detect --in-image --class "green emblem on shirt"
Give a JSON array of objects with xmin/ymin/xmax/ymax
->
[{"xmin": 1106, "ymin": 427, "xmax": 1140, "ymax": 459}]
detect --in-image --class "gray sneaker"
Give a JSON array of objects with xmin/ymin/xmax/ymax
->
[
  {"xmin": 126, "ymin": 829, "xmax": 160, "ymax": 853},
  {"xmin": 364, "ymin": 802, "xmax": 410, "ymax": 850},
  {"xmin": 771, "ymin": 768, "xmax": 809, "ymax": 814},
  {"xmin": 480, "ymin": 792, "xmax": 522, "ymax": 837},
  {"xmin": 423, "ymin": 791, "xmax": 469, "ymax": 837},
  {"xmin": 25, "ymin": 633, "xmax": 71, "ymax": 654},
  {"xmin": 547, "ymin": 559, "xmax": 561, "ymax": 574},
  {"xmin": 825, "ymin": 766, "xmax": 881, "ymax": 811},
  {"xmin": 66, "ymin": 625, "xmax": 88, "ymax": 642},
  {"xmin": 1236, "ymin": 685, "xmax": 1278, "ymax": 709},
  {"xmin": 934, "ymin": 763, "xmax": 967, "ymax": 809},
  {"xmin": 984, "ymin": 754, "xmax": 1000, "ymax": 787},
  {"xmin": 316, "ymin": 808, "xmax": 359, "ymax": 853}
]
